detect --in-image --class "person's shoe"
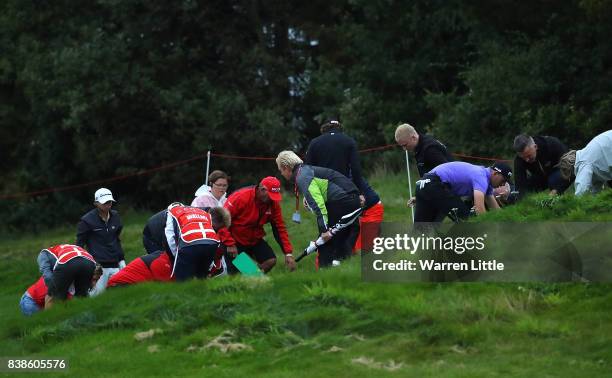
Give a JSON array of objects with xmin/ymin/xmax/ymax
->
[{"xmin": 332, "ymin": 260, "xmax": 341, "ymax": 267}]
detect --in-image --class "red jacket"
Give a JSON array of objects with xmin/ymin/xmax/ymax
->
[
  {"xmin": 27, "ymin": 276, "xmax": 73, "ymax": 308},
  {"xmin": 107, "ymin": 252, "xmax": 173, "ymax": 287},
  {"xmin": 223, "ymin": 186, "xmax": 293, "ymax": 254}
]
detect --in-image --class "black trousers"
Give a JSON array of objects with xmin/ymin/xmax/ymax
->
[
  {"xmin": 522, "ymin": 168, "xmax": 571, "ymax": 196},
  {"xmin": 318, "ymin": 195, "xmax": 362, "ymax": 267},
  {"xmin": 51, "ymin": 258, "xmax": 96, "ymax": 299},
  {"xmin": 414, "ymin": 175, "xmax": 470, "ymax": 223},
  {"xmin": 174, "ymin": 243, "xmax": 218, "ymax": 281}
]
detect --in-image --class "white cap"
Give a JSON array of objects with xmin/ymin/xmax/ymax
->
[{"xmin": 94, "ymin": 188, "xmax": 116, "ymax": 204}]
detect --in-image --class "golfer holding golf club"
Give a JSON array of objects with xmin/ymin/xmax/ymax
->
[{"xmin": 276, "ymin": 151, "xmax": 362, "ymax": 267}]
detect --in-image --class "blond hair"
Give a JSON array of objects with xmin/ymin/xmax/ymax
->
[
  {"xmin": 558, "ymin": 150, "xmax": 577, "ymax": 180},
  {"xmin": 276, "ymin": 150, "xmax": 303, "ymax": 170},
  {"xmin": 209, "ymin": 206, "xmax": 231, "ymax": 229},
  {"xmin": 394, "ymin": 123, "xmax": 417, "ymax": 141}
]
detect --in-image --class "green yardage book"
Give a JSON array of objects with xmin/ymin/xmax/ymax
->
[{"xmin": 233, "ymin": 252, "xmax": 263, "ymax": 276}]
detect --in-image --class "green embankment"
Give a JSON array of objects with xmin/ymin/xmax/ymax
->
[{"xmin": 1, "ymin": 174, "xmax": 611, "ymax": 377}]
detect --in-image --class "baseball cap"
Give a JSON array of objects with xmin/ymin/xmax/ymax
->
[
  {"xmin": 491, "ymin": 162, "xmax": 513, "ymax": 183},
  {"xmin": 94, "ymin": 188, "xmax": 116, "ymax": 204},
  {"xmin": 260, "ymin": 176, "xmax": 282, "ymax": 201}
]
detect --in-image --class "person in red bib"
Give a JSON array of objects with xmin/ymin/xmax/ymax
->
[
  {"xmin": 36, "ymin": 244, "xmax": 99, "ymax": 309},
  {"xmin": 20, "ymin": 265, "xmax": 102, "ymax": 316},
  {"xmin": 165, "ymin": 205, "xmax": 231, "ymax": 281},
  {"xmin": 107, "ymin": 251, "xmax": 174, "ymax": 287},
  {"xmin": 223, "ymin": 177, "xmax": 295, "ymax": 273}
]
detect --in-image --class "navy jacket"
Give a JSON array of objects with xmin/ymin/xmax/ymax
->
[
  {"xmin": 305, "ymin": 130, "xmax": 368, "ymax": 193},
  {"xmin": 142, "ymin": 210, "xmax": 169, "ymax": 254},
  {"xmin": 76, "ymin": 209, "xmax": 124, "ymax": 264}
]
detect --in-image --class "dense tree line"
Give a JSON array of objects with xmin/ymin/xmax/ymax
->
[{"xmin": 1, "ymin": 0, "xmax": 611, "ymax": 230}]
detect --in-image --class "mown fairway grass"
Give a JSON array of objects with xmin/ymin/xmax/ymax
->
[{"xmin": 1, "ymin": 174, "xmax": 611, "ymax": 377}]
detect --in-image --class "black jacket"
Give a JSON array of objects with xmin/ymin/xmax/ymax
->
[
  {"xmin": 513, "ymin": 135, "xmax": 568, "ymax": 196},
  {"xmin": 415, "ymin": 134, "xmax": 454, "ymax": 177},
  {"xmin": 142, "ymin": 209, "xmax": 169, "ymax": 254},
  {"xmin": 358, "ymin": 177, "xmax": 381, "ymax": 210},
  {"xmin": 76, "ymin": 208, "xmax": 124, "ymax": 264},
  {"xmin": 305, "ymin": 130, "xmax": 368, "ymax": 193}
]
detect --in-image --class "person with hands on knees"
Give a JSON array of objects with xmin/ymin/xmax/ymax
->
[
  {"xmin": 76, "ymin": 188, "xmax": 125, "ymax": 296},
  {"xmin": 223, "ymin": 177, "xmax": 296, "ymax": 273}
]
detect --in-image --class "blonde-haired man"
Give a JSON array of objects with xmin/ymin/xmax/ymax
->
[
  {"xmin": 395, "ymin": 123, "xmax": 453, "ymax": 177},
  {"xmin": 277, "ymin": 151, "xmax": 362, "ymax": 267}
]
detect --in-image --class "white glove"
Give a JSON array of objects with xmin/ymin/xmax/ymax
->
[{"xmin": 118, "ymin": 260, "xmax": 126, "ymax": 269}]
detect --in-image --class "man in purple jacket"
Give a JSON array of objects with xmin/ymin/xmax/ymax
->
[{"xmin": 414, "ymin": 161, "xmax": 513, "ymax": 222}]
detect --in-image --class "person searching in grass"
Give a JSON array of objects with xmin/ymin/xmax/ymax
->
[
  {"xmin": 222, "ymin": 177, "xmax": 296, "ymax": 273},
  {"xmin": 276, "ymin": 151, "xmax": 362, "ymax": 268},
  {"xmin": 395, "ymin": 123, "xmax": 453, "ymax": 208},
  {"xmin": 76, "ymin": 188, "xmax": 125, "ymax": 296},
  {"xmin": 33, "ymin": 244, "xmax": 100, "ymax": 312},
  {"xmin": 558, "ymin": 130, "xmax": 612, "ymax": 196},
  {"xmin": 191, "ymin": 170, "xmax": 230, "ymax": 208},
  {"xmin": 20, "ymin": 261, "xmax": 102, "ymax": 316},
  {"xmin": 414, "ymin": 161, "xmax": 512, "ymax": 223},
  {"xmin": 512, "ymin": 133, "xmax": 571, "ymax": 198},
  {"xmin": 143, "ymin": 208, "xmax": 170, "ymax": 254},
  {"xmin": 107, "ymin": 250, "xmax": 174, "ymax": 287},
  {"xmin": 165, "ymin": 205, "xmax": 231, "ymax": 281}
]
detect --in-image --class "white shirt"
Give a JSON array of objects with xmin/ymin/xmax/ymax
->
[{"xmin": 574, "ymin": 130, "xmax": 612, "ymax": 196}]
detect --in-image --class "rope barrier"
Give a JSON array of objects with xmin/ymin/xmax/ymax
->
[
  {"xmin": 0, "ymin": 154, "xmax": 206, "ymax": 200},
  {"xmin": 0, "ymin": 144, "xmax": 511, "ymax": 200},
  {"xmin": 210, "ymin": 152, "xmax": 275, "ymax": 160}
]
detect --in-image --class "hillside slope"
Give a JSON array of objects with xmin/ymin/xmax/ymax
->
[{"xmin": 1, "ymin": 178, "xmax": 611, "ymax": 377}]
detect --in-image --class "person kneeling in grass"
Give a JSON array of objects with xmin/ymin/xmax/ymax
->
[
  {"xmin": 21, "ymin": 262, "xmax": 102, "ymax": 316},
  {"xmin": 165, "ymin": 205, "xmax": 231, "ymax": 281},
  {"xmin": 414, "ymin": 161, "xmax": 513, "ymax": 223},
  {"xmin": 558, "ymin": 130, "xmax": 612, "ymax": 196},
  {"xmin": 36, "ymin": 244, "xmax": 100, "ymax": 310}
]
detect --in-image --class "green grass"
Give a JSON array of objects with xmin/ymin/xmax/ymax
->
[
  {"xmin": 474, "ymin": 190, "xmax": 612, "ymax": 222},
  {"xmin": 1, "ymin": 174, "xmax": 611, "ymax": 377}
]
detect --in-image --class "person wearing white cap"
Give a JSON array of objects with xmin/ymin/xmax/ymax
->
[{"xmin": 76, "ymin": 188, "xmax": 126, "ymax": 296}]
